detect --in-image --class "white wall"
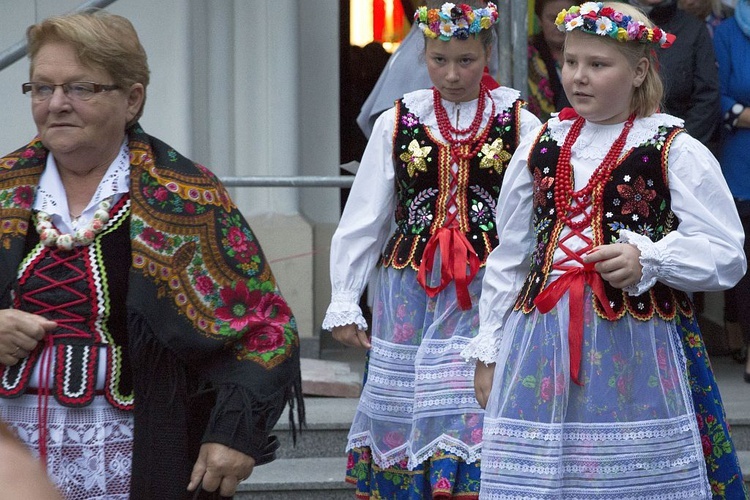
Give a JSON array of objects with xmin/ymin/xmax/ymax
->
[{"xmin": 0, "ymin": 0, "xmax": 342, "ymax": 345}]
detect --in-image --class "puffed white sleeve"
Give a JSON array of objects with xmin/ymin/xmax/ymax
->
[
  {"xmin": 461, "ymin": 125, "xmax": 542, "ymax": 364},
  {"xmin": 620, "ymin": 132, "xmax": 746, "ymax": 294},
  {"xmin": 322, "ymin": 108, "xmax": 397, "ymax": 331}
]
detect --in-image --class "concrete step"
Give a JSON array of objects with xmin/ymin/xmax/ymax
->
[{"xmin": 237, "ymin": 457, "xmax": 352, "ymax": 499}]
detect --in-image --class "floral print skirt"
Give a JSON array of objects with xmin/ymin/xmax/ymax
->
[
  {"xmin": 345, "ymin": 266, "xmax": 485, "ymax": 498},
  {"xmin": 479, "ymin": 293, "xmax": 746, "ymax": 499}
]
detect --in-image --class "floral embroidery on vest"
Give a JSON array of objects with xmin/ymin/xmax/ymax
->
[
  {"xmin": 381, "ymin": 98, "xmax": 524, "ymax": 270},
  {"xmin": 514, "ymin": 123, "xmax": 693, "ymax": 321}
]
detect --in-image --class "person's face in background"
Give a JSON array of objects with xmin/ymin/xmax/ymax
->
[
  {"xmin": 538, "ymin": 0, "xmax": 570, "ymax": 53},
  {"xmin": 678, "ymin": 0, "xmax": 713, "ymax": 18},
  {"xmin": 561, "ymin": 31, "xmax": 648, "ymax": 124},
  {"xmin": 425, "ymin": 35, "xmax": 489, "ymax": 103}
]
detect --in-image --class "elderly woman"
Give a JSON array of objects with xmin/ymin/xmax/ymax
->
[{"xmin": 0, "ymin": 11, "xmax": 302, "ymax": 500}]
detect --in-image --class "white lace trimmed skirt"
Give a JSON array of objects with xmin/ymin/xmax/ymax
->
[
  {"xmin": 0, "ymin": 394, "xmax": 133, "ymax": 500},
  {"xmin": 479, "ymin": 293, "xmax": 710, "ymax": 499},
  {"xmin": 347, "ymin": 266, "xmax": 485, "ymax": 469}
]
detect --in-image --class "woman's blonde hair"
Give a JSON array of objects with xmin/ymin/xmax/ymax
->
[
  {"xmin": 27, "ymin": 10, "xmax": 150, "ymax": 127},
  {"xmin": 600, "ymin": 2, "xmax": 664, "ymax": 117}
]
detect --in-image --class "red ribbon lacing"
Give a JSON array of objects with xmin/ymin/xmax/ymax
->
[
  {"xmin": 534, "ymin": 228, "xmax": 617, "ymax": 385},
  {"xmin": 19, "ymin": 247, "xmax": 92, "ymax": 465},
  {"xmin": 416, "ymin": 151, "xmax": 480, "ymax": 310}
]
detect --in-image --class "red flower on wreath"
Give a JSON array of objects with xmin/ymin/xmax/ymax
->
[
  {"xmin": 617, "ymin": 176, "xmax": 656, "ymax": 217},
  {"xmin": 533, "ymin": 168, "xmax": 554, "ymax": 207}
]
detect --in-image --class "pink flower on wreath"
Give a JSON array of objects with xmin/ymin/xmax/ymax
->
[
  {"xmin": 396, "ymin": 303, "xmax": 407, "ymax": 320},
  {"xmin": 254, "ymin": 293, "xmax": 293, "ymax": 325},
  {"xmin": 435, "ymin": 477, "xmax": 452, "ymax": 492},
  {"xmin": 227, "ymin": 226, "xmax": 249, "ymax": 253},
  {"xmin": 184, "ymin": 202, "xmax": 196, "ymax": 214},
  {"xmin": 244, "ymin": 323, "xmax": 286, "ymax": 353},
  {"xmin": 21, "ymin": 148, "xmax": 35, "ymax": 159},
  {"xmin": 347, "ymin": 454, "xmax": 355, "ymax": 469}
]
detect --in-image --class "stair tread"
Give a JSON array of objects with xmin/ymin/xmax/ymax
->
[{"xmin": 240, "ymin": 456, "xmax": 352, "ymax": 491}]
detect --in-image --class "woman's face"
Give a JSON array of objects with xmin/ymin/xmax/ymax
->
[
  {"xmin": 30, "ymin": 42, "xmax": 143, "ymax": 171},
  {"xmin": 561, "ymin": 32, "xmax": 648, "ymax": 124},
  {"xmin": 539, "ymin": 0, "xmax": 570, "ymax": 52},
  {"xmin": 425, "ymin": 36, "xmax": 489, "ymax": 103}
]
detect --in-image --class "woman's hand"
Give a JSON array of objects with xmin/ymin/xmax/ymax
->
[
  {"xmin": 583, "ymin": 243, "xmax": 642, "ymax": 289},
  {"xmin": 332, "ymin": 323, "xmax": 371, "ymax": 349},
  {"xmin": 187, "ymin": 442, "xmax": 256, "ymax": 497},
  {"xmin": 474, "ymin": 360, "xmax": 496, "ymax": 409},
  {"xmin": 0, "ymin": 310, "xmax": 56, "ymax": 366}
]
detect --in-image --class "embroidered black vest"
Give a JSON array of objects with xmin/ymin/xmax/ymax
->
[
  {"xmin": 0, "ymin": 197, "xmax": 133, "ymax": 409},
  {"xmin": 381, "ymin": 98, "xmax": 524, "ymax": 270},
  {"xmin": 514, "ymin": 123, "xmax": 693, "ymax": 321}
]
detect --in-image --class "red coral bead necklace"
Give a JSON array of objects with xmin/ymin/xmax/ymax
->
[
  {"xmin": 433, "ymin": 83, "xmax": 495, "ymax": 163},
  {"xmin": 554, "ymin": 114, "xmax": 636, "ymax": 230}
]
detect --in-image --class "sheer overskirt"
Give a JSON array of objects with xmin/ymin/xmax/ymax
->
[
  {"xmin": 479, "ymin": 293, "xmax": 710, "ymax": 499},
  {"xmin": 347, "ymin": 266, "xmax": 484, "ymax": 470}
]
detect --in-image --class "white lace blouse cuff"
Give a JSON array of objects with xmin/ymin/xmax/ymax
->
[
  {"xmin": 618, "ymin": 230, "xmax": 660, "ymax": 296},
  {"xmin": 461, "ymin": 327, "xmax": 501, "ymax": 365},
  {"xmin": 322, "ymin": 290, "xmax": 368, "ymax": 331}
]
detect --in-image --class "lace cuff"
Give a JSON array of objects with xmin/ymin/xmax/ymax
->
[
  {"xmin": 322, "ymin": 290, "xmax": 368, "ymax": 331},
  {"xmin": 461, "ymin": 327, "xmax": 501, "ymax": 365},
  {"xmin": 618, "ymin": 230, "xmax": 660, "ymax": 296}
]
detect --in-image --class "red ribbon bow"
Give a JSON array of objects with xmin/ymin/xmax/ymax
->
[
  {"xmin": 417, "ymin": 227, "xmax": 480, "ymax": 310},
  {"xmin": 534, "ymin": 263, "xmax": 617, "ymax": 385}
]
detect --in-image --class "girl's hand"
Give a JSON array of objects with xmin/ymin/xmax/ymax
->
[
  {"xmin": 583, "ymin": 243, "xmax": 642, "ymax": 289},
  {"xmin": 332, "ymin": 323, "xmax": 371, "ymax": 349},
  {"xmin": 474, "ymin": 361, "xmax": 496, "ymax": 409}
]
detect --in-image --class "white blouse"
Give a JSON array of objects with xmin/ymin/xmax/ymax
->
[
  {"xmin": 462, "ymin": 114, "xmax": 747, "ymax": 364},
  {"xmin": 322, "ymin": 87, "xmax": 542, "ymax": 331}
]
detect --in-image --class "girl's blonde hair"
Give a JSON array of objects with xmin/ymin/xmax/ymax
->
[{"xmin": 600, "ymin": 2, "xmax": 664, "ymax": 117}]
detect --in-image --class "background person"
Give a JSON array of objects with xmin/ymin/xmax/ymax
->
[
  {"xmin": 0, "ymin": 10, "xmax": 302, "ymax": 499},
  {"xmin": 323, "ymin": 2, "xmax": 541, "ymax": 497},
  {"xmin": 464, "ymin": 2, "xmax": 747, "ymax": 497}
]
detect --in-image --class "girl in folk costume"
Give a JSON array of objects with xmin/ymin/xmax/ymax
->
[
  {"xmin": 323, "ymin": 2, "xmax": 541, "ymax": 498},
  {"xmin": 462, "ymin": 2, "xmax": 748, "ymax": 498}
]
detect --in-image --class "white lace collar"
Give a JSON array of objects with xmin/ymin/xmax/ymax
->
[
  {"xmin": 546, "ymin": 113, "xmax": 684, "ymax": 161},
  {"xmin": 34, "ymin": 141, "xmax": 131, "ymax": 233},
  {"xmin": 402, "ymin": 86, "xmax": 520, "ymax": 130}
]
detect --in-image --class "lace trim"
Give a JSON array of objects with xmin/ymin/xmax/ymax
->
[
  {"xmin": 413, "ymin": 393, "xmax": 478, "ymax": 410},
  {"xmin": 547, "ymin": 114, "xmax": 684, "ymax": 161},
  {"xmin": 461, "ymin": 328, "xmax": 501, "ymax": 364},
  {"xmin": 414, "ymin": 365, "xmax": 474, "ymax": 381},
  {"xmin": 618, "ymin": 230, "xmax": 661, "ymax": 296},
  {"xmin": 478, "ymin": 484, "xmax": 707, "ymax": 500},
  {"xmin": 370, "ymin": 339, "xmax": 417, "ymax": 361},
  {"xmin": 321, "ymin": 310, "xmax": 368, "ymax": 331},
  {"xmin": 402, "ymin": 87, "xmax": 520, "ymax": 131},
  {"xmin": 347, "ymin": 432, "xmax": 482, "ymax": 470},
  {"xmin": 484, "ymin": 415, "xmax": 695, "ymax": 442}
]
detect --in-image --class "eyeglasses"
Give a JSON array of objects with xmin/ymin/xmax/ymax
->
[{"xmin": 21, "ymin": 81, "xmax": 119, "ymax": 102}]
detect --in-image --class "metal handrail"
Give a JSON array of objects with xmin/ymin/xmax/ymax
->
[
  {"xmin": 0, "ymin": 0, "xmax": 119, "ymax": 71},
  {"xmin": 220, "ymin": 176, "xmax": 354, "ymax": 188}
]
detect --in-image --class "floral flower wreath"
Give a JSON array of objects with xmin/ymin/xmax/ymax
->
[
  {"xmin": 414, "ymin": 2, "xmax": 499, "ymax": 41},
  {"xmin": 555, "ymin": 2, "xmax": 675, "ymax": 48}
]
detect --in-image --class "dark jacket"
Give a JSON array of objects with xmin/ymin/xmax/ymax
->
[{"xmin": 649, "ymin": 0, "xmax": 721, "ymax": 145}]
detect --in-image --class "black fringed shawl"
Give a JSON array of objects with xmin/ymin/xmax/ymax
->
[{"xmin": 0, "ymin": 124, "xmax": 304, "ymax": 499}]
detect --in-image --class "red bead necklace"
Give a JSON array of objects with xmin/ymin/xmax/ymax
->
[
  {"xmin": 433, "ymin": 83, "xmax": 495, "ymax": 163},
  {"xmin": 554, "ymin": 114, "xmax": 635, "ymax": 230}
]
